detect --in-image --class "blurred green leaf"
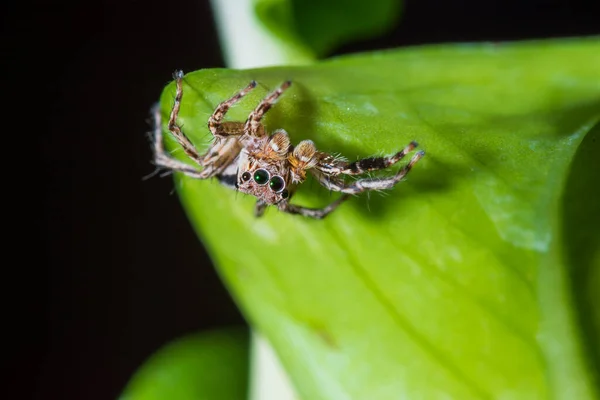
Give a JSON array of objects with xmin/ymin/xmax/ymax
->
[
  {"xmin": 119, "ymin": 329, "xmax": 249, "ymax": 400},
  {"xmin": 159, "ymin": 38, "xmax": 600, "ymax": 399},
  {"xmin": 254, "ymin": 0, "xmax": 401, "ymax": 59}
]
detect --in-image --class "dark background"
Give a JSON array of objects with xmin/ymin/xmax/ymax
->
[{"xmin": 5, "ymin": 0, "xmax": 597, "ymax": 398}]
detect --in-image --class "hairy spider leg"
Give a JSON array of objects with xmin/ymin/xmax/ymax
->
[
  {"xmin": 254, "ymin": 199, "xmax": 268, "ymax": 217},
  {"xmin": 317, "ymin": 141, "xmax": 419, "ymax": 176},
  {"xmin": 341, "ymin": 141, "xmax": 419, "ymax": 175},
  {"xmin": 166, "ymin": 70, "xmax": 204, "ymax": 165},
  {"xmin": 314, "ymin": 150, "xmax": 425, "ymax": 195},
  {"xmin": 244, "ymin": 81, "xmax": 292, "ymax": 137},
  {"xmin": 208, "ymin": 80, "xmax": 258, "ymax": 137},
  {"xmin": 150, "ymin": 103, "xmax": 205, "ymax": 179},
  {"xmin": 277, "ymin": 194, "xmax": 351, "ymax": 219}
]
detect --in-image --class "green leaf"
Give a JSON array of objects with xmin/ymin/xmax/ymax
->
[
  {"xmin": 119, "ymin": 329, "xmax": 249, "ymax": 400},
  {"xmin": 158, "ymin": 38, "xmax": 600, "ymax": 399},
  {"xmin": 562, "ymin": 124, "xmax": 600, "ymax": 384},
  {"xmin": 254, "ymin": 0, "xmax": 402, "ymax": 59}
]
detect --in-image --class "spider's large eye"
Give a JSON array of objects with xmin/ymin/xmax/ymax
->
[
  {"xmin": 269, "ymin": 176, "xmax": 285, "ymax": 192},
  {"xmin": 241, "ymin": 172, "xmax": 251, "ymax": 181},
  {"xmin": 253, "ymin": 169, "xmax": 270, "ymax": 185}
]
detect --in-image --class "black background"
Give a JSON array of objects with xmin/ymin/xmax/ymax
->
[{"xmin": 5, "ymin": 0, "xmax": 597, "ymax": 398}]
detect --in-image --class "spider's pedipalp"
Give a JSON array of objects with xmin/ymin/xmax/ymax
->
[
  {"xmin": 244, "ymin": 81, "xmax": 292, "ymax": 137},
  {"xmin": 209, "ymin": 81, "xmax": 257, "ymax": 137},
  {"xmin": 288, "ymin": 139, "xmax": 317, "ymax": 182},
  {"xmin": 263, "ymin": 129, "xmax": 291, "ymax": 160}
]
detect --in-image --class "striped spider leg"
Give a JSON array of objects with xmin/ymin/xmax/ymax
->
[{"xmin": 309, "ymin": 142, "xmax": 425, "ymax": 195}]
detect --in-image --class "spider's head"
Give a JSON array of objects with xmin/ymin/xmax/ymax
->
[
  {"xmin": 237, "ymin": 131, "xmax": 294, "ymax": 204},
  {"xmin": 237, "ymin": 161, "xmax": 291, "ymax": 205}
]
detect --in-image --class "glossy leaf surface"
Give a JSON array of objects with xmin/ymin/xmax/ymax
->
[
  {"xmin": 158, "ymin": 38, "xmax": 600, "ymax": 400},
  {"xmin": 120, "ymin": 329, "xmax": 249, "ymax": 400},
  {"xmin": 254, "ymin": 0, "xmax": 401, "ymax": 59}
]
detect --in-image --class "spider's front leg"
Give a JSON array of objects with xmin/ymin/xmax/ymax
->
[
  {"xmin": 277, "ymin": 195, "xmax": 351, "ymax": 219},
  {"xmin": 244, "ymin": 81, "xmax": 292, "ymax": 137},
  {"xmin": 151, "ymin": 71, "xmax": 222, "ymax": 179},
  {"xmin": 201, "ymin": 79, "xmax": 261, "ymax": 175},
  {"xmin": 165, "ymin": 70, "xmax": 205, "ymax": 165},
  {"xmin": 150, "ymin": 103, "xmax": 205, "ymax": 179},
  {"xmin": 208, "ymin": 79, "xmax": 258, "ymax": 137}
]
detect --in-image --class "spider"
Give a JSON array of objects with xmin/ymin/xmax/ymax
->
[{"xmin": 151, "ymin": 70, "xmax": 425, "ymax": 219}]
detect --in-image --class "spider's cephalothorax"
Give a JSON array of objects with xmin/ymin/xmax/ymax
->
[
  {"xmin": 151, "ymin": 70, "xmax": 425, "ymax": 219},
  {"xmin": 237, "ymin": 139, "xmax": 294, "ymax": 205}
]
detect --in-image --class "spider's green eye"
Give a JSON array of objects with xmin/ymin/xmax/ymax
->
[
  {"xmin": 281, "ymin": 189, "xmax": 289, "ymax": 199},
  {"xmin": 253, "ymin": 169, "xmax": 269, "ymax": 185},
  {"xmin": 269, "ymin": 176, "xmax": 285, "ymax": 192},
  {"xmin": 241, "ymin": 172, "xmax": 251, "ymax": 181}
]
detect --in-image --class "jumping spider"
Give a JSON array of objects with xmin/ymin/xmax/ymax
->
[{"xmin": 151, "ymin": 70, "xmax": 425, "ymax": 219}]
